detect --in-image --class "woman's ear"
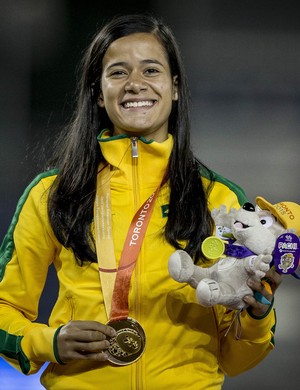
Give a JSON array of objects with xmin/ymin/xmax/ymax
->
[
  {"xmin": 97, "ymin": 91, "xmax": 105, "ymax": 108},
  {"xmin": 172, "ymin": 76, "xmax": 179, "ymax": 101}
]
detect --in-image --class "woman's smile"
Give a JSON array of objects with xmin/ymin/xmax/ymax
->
[{"xmin": 121, "ymin": 100, "xmax": 156, "ymax": 109}]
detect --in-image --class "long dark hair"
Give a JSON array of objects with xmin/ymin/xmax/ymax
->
[{"xmin": 48, "ymin": 14, "xmax": 214, "ymax": 264}]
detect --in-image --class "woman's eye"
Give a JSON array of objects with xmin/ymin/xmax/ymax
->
[
  {"xmin": 145, "ymin": 68, "xmax": 159, "ymax": 75},
  {"xmin": 110, "ymin": 70, "xmax": 127, "ymax": 77},
  {"xmin": 260, "ymin": 215, "xmax": 275, "ymax": 228}
]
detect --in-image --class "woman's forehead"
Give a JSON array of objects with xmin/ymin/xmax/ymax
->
[{"xmin": 103, "ymin": 33, "xmax": 168, "ymax": 65}]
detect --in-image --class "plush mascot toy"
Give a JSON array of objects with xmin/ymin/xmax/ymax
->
[{"xmin": 168, "ymin": 198, "xmax": 300, "ymax": 311}]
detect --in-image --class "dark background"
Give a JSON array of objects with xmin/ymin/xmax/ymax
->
[{"xmin": 1, "ymin": 1, "xmax": 299, "ymax": 388}]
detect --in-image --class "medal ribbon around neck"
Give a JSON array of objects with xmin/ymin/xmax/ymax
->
[{"xmin": 94, "ymin": 164, "xmax": 160, "ymax": 320}]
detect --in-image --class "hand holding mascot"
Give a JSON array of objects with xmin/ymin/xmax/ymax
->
[{"xmin": 168, "ymin": 198, "xmax": 300, "ymax": 311}]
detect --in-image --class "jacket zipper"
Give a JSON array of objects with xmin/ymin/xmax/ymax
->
[
  {"xmin": 131, "ymin": 137, "xmax": 138, "ymax": 158},
  {"xmin": 131, "ymin": 137, "xmax": 143, "ymax": 389}
]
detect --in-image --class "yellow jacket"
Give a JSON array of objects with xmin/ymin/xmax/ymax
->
[{"xmin": 0, "ymin": 131, "xmax": 276, "ymax": 389}]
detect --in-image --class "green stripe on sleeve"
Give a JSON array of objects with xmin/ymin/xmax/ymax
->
[
  {"xmin": 0, "ymin": 169, "xmax": 58, "ymax": 281},
  {"xmin": 0, "ymin": 330, "xmax": 31, "ymax": 374}
]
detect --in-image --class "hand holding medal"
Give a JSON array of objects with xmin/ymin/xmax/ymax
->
[
  {"xmin": 55, "ymin": 320, "xmax": 117, "ymax": 363},
  {"xmin": 105, "ymin": 317, "xmax": 146, "ymax": 365}
]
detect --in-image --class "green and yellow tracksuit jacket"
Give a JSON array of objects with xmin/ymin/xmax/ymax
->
[{"xmin": 0, "ymin": 131, "xmax": 276, "ymax": 389}]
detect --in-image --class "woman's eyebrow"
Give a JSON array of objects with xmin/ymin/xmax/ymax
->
[
  {"xmin": 141, "ymin": 59, "xmax": 164, "ymax": 66},
  {"xmin": 106, "ymin": 59, "xmax": 164, "ymax": 71},
  {"xmin": 106, "ymin": 61, "xmax": 127, "ymax": 71}
]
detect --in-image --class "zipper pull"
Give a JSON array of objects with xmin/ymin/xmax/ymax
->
[{"xmin": 131, "ymin": 137, "xmax": 138, "ymax": 158}]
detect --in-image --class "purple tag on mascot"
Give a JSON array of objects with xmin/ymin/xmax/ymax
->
[{"xmin": 273, "ymin": 233, "xmax": 300, "ymax": 274}]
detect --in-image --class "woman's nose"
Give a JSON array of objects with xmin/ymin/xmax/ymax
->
[{"xmin": 125, "ymin": 73, "xmax": 147, "ymax": 93}]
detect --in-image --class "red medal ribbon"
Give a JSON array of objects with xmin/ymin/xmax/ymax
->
[
  {"xmin": 110, "ymin": 190, "xmax": 158, "ymax": 321},
  {"xmin": 94, "ymin": 164, "xmax": 160, "ymax": 321}
]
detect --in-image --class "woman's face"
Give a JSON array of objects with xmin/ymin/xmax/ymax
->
[{"xmin": 99, "ymin": 33, "xmax": 178, "ymax": 142}]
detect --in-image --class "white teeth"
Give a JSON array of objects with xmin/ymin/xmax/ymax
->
[{"xmin": 124, "ymin": 101, "xmax": 154, "ymax": 108}]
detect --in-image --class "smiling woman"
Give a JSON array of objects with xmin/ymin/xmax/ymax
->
[
  {"xmin": 0, "ymin": 13, "xmax": 280, "ymax": 390},
  {"xmin": 98, "ymin": 32, "xmax": 178, "ymax": 141}
]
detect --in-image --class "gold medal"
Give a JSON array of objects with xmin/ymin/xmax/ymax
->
[{"xmin": 106, "ymin": 318, "xmax": 146, "ymax": 365}]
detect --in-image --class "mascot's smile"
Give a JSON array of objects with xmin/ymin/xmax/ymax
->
[{"xmin": 234, "ymin": 221, "xmax": 250, "ymax": 229}]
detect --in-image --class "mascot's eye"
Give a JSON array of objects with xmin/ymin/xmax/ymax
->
[
  {"xmin": 260, "ymin": 215, "xmax": 275, "ymax": 228},
  {"xmin": 242, "ymin": 202, "xmax": 255, "ymax": 212}
]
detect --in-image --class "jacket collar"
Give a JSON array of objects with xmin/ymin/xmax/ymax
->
[{"xmin": 97, "ymin": 129, "xmax": 173, "ymax": 187}]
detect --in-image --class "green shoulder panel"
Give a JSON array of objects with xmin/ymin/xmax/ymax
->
[
  {"xmin": 201, "ymin": 167, "xmax": 248, "ymax": 206},
  {"xmin": 0, "ymin": 169, "xmax": 58, "ymax": 281}
]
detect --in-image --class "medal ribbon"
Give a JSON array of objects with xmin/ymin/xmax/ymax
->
[{"xmin": 94, "ymin": 164, "xmax": 159, "ymax": 320}]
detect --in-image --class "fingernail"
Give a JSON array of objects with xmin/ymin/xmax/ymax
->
[{"xmin": 247, "ymin": 279, "xmax": 254, "ymax": 287}]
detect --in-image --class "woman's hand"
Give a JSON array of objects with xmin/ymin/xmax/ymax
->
[
  {"xmin": 243, "ymin": 267, "xmax": 282, "ymax": 317},
  {"xmin": 56, "ymin": 320, "xmax": 116, "ymax": 363}
]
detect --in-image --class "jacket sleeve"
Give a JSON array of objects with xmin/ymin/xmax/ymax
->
[
  {"xmin": 0, "ymin": 174, "xmax": 62, "ymax": 374},
  {"xmin": 215, "ymin": 304, "xmax": 276, "ymax": 376}
]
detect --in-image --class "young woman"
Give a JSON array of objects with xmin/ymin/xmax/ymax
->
[{"xmin": 0, "ymin": 14, "xmax": 280, "ymax": 389}]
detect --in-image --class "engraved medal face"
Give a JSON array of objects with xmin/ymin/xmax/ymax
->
[{"xmin": 106, "ymin": 318, "xmax": 146, "ymax": 365}]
